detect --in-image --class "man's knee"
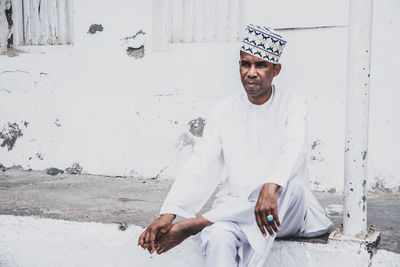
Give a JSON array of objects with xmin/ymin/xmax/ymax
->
[
  {"xmin": 200, "ymin": 224, "xmax": 241, "ymax": 266},
  {"xmin": 201, "ymin": 224, "xmax": 239, "ymax": 251}
]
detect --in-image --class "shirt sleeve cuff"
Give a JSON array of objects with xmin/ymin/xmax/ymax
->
[
  {"xmin": 247, "ymin": 178, "xmax": 286, "ymax": 201},
  {"xmin": 159, "ymin": 205, "xmax": 196, "ymax": 219}
]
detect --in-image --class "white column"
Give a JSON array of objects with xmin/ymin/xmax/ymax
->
[
  {"xmin": 23, "ymin": 0, "xmax": 32, "ymax": 44},
  {"xmin": 204, "ymin": 0, "xmax": 215, "ymax": 42},
  {"xmin": 193, "ymin": 0, "xmax": 205, "ymax": 43},
  {"xmin": 170, "ymin": 0, "xmax": 183, "ymax": 43},
  {"xmin": 215, "ymin": 0, "xmax": 228, "ymax": 42},
  {"xmin": 11, "ymin": 0, "xmax": 24, "ymax": 46},
  {"xmin": 47, "ymin": 0, "xmax": 57, "ymax": 45},
  {"xmin": 39, "ymin": 0, "xmax": 49, "ymax": 44},
  {"xmin": 182, "ymin": 0, "xmax": 194, "ymax": 42},
  {"xmin": 65, "ymin": 0, "xmax": 74, "ymax": 44},
  {"xmin": 30, "ymin": 0, "xmax": 40, "ymax": 45},
  {"xmin": 343, "ymin": 0, "xmax": 374, "ymax": 236},
  {"xmin": 57, "ymin": 0, "xmax": 67, "ymax": 44},
  {"xmin": 226, "ymin": 0, "xmax": 240, "ymax": 42},
  {"xmin": 152, "ymin": 0, "xmax": 169, "ymax": 50}
]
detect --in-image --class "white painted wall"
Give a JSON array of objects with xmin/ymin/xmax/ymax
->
[{"xmin": 0, "ymin": 0, "xmax": 399, "ymax": 192}]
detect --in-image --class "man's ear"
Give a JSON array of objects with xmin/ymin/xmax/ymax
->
[{"xmin": 273, "ymin": 64, "xmax": 282, "ymax": 77}]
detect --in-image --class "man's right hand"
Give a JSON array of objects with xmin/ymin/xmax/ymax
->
[{"xmin": 137, "ymin": 213, "xmax": 176, "ymax": 253}]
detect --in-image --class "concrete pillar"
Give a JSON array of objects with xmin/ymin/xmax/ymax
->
[{"xmin": 343, "ymin": 0, "xmax": 374, "ymax": 236}]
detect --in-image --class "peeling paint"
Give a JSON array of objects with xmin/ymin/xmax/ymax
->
[
  {"xmin": 0, "ymin": 122, "xmax": 23, "ymax": 151},
  {"xmin": 88, "ymin": 24, "xmax": 104, "ymax": 34},
  {"xmin": 362, "ymin": 151, "xmax": 367, "ymax": 160},
  {"xmin": 5, "ymin": 0, "xmax": 13, "ymax": 49},
  {"xmin": 65, "ymin": 163, "xmax": 83, "ymax": 175},
  {"xmin": 122, "ymin": 30, "xmax": 146, "ymax": 59},
  {"xmin": 121, "ymin": 30, "xmax": 146, "ymax": 43},
  {"xmin": 371, "ymin": 177, "xmax": 394, "ymax": 193},
  {"xmin": 54, "ymin": 119, "xmax": 62, "ymax": 127},
  {"xmin": 36, "ymin": 153, "xmax": 44, "ymax": 160},
  {"xmin": 126, "ymin": 45, "xmax": 144, "ymax": 59},
  {"xmin": 327, "ymin": 188, "xmax": 336, "ymax": 193},
  {"xmin": 188, "ymin": 117, "xmax": 206, "ymax": 137},
  {"xmin": 176, "ymin": 132, "xmax": 195, "ymax": 150},
  {"xmin": 310, "ymin": 139, "xmax": 322, "ymax": 150},
  {"xmin": 309, "ymin": 155, "xmax": 324, "ymax": 162},
  {"xmin": 309, "ymin": 139, "xmax": 324, "ymax": 163}
]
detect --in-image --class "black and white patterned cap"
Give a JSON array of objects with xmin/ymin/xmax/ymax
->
[{"xmin": 240, "ymin": 24, "xmax": 287, "ymax": 63}]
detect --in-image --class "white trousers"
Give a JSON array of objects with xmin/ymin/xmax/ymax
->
[{"xmin": 200, "ymin": 177, "xmax": 307, "ymax": 267}]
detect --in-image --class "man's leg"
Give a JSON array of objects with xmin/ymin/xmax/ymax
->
[
  {"xmin": 200, "ymin": 222, "xmax": 248, "ymax": 267},
  {"xmin": 276, "ymin": 176, "xmax": 307, "ymax": 238}
]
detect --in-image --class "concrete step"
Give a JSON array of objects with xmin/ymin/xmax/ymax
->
[{"xmin": 0, "ymin": 215, "xmax": 399, "ymax": 267}]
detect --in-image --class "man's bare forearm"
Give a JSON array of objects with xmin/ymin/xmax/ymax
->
[
  {"xmin": 179, "ymin": 216, "xmax": 213, "ymax": 236},
  {"xmin": 154, "ymin": 216, "xmax": 213, "ymax": 254}
]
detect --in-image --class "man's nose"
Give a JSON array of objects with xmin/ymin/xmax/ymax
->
[{"xmin": 247, "ymin": 64, "xmax": 257, "ymax": 78}]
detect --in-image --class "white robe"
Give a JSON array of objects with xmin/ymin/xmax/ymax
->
[{"xmin": 160, "ymin": 86, "xmax": 333, "ymax": 266}]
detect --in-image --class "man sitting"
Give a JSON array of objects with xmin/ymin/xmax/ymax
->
[{"xmin": 138, "ymin": 24, "xmax": 333, "ymax": 267}]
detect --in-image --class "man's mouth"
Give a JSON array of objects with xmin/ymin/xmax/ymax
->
[{"xmin": 246, "ymin": 82, "xmax": 259, "ymax": 88}]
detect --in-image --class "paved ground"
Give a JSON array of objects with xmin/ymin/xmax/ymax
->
[{"xmin": 0, "ymin": 168, "xmax": 399, "ymax": 253}]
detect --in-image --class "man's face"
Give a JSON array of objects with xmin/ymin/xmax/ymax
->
[{"xmin": 239, "ymin": 51, "xmax": 281, "ymax": 103}]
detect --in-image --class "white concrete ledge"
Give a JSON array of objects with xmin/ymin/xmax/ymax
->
[{"xmin": 0, "ymin": 215, "xmax": 398, "ymax": 267}]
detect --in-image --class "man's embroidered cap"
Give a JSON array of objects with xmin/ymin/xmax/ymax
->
[{"xmin": 240, "ymin": 24, "xmax": 287, "ymax": 64}]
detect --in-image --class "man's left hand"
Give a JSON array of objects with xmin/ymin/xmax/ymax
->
[{"xmin": 254, "ymin": 183, "xmax": 281, "ymax": 237}]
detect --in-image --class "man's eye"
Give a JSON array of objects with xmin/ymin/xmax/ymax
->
[
  {"xmin": 241, "ymin": 62, "xmax": 250, "ymax": 67},
  {"xmin": 256, "ymin": 63, "xmax": 267, "ymax": 68}
]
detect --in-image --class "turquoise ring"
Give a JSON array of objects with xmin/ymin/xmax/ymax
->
[{"xmin": 267, "ymin": 215, "xmax": 274, "ymax": 222}]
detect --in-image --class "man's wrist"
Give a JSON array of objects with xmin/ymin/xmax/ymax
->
[
  {"xmin": 263, "ymin": 183, "xmax": 280, "ymax": 193},
  {"xmin": 160, "ymin": 213, "xmax": 176, "ymax": 222}
]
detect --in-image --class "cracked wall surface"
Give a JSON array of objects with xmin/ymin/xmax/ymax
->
[{"xmin": 0, "ymin": 0, "xmax": 399, "ymax": 193}]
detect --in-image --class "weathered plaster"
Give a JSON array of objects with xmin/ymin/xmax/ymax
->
[
  {"xmin": 0, "ymin": 122, "xmax": 25, "ymax": 151},
  {"xmin": 88, "ymin": 24, "xmax": 104, "ymax": 35},
  {"xmin": 0, "ymin": 0, "xmax": 399, "ymax": 193}
]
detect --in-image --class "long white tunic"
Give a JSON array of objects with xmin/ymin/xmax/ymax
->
[{"xmin": 160, "ymin": 86, "xmax": 333, "ymax": 265}]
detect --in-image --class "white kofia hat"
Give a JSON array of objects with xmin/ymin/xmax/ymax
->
[{"xmin": 240, "ymin": 24, "xmax": 287, "ymax": 64}]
